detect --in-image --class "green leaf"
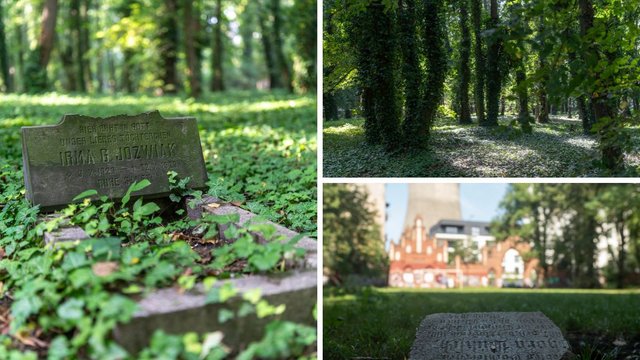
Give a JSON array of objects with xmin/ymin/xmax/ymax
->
[
  {"xmin": 122, "ymin": 179, "xmax": 151, "ymax": 206},
  {"xmin": 72, "ymin": 189, "xmax": 98, "ymax": 202},
  {"xmin": 218, "ymin": 309, "xmax": 234, "ymax": 323},
  {"xmin": 57, "ymin": 298, "xmax": 85, "ymax": 320}
]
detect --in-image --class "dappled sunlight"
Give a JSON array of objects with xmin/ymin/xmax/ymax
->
[{"xmin": 324, "ymin": 117, "xmax": 631, "ymax": 177}]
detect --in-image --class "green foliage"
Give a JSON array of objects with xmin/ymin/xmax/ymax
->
[
  {"xmin": 0, "ymin": 92, "xmax": 316, "ymax": 356},
  {"xmin": 323, "ymin": 184, "xmax": 388, "ymax": 284},
  {"xmin": 324, "ymin": 117, "xmax": 640, "ymax": 177},
  {"xmin": 348, "ymin": 1, "xmax": 401, "ymax": 149}
]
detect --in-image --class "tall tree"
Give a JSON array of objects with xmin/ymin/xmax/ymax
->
[
  {"xmin": 183, "ymin": 0, "xmax": 202, "ymax": 97},
  {"xmin": 349, "ymin": 0, "xmax": 401, "ymax": 149},
  {"xmin": 71, "ymin": 0, "xmax": 86, "ymax": 92},
  {"xmin": 578, "ymin": 0, "xmax": 623, "ymax": 170},
  {"xmin": 270, "ymin": 0, "xmax": 293, "ymax": 92},
  {"xmin": 398, "ymin": 0, "xmax": 423, "ymax": 135},
  {"xmin": 0, "ymin": 0, "xmax": 12, "ymax": 92},
  {"xmin": 210, "ymin": 0, "xmax": 225, "ymax": 92},
  {"xmin": 292, "ymin": 0, "xmax": 317, "ymax": 91},
  {"xmin": 25, "ymin": 0, "xmax": 58, "ymax": 92},
  {"xmin": 160, "ymin": 0, "xmax": 179, "ymax": 94},
  {"xmin": 419, "ymin": 0, "xmax": 447, "ymax": 137},
  {"xmin": 323, "ymin": 184, "xmax": 388, "ymax": 286},
  {"xmin": 471, "ymin": 0, "xmax": 485, "ymax": 123},
  {"xmin": 535, "ymin": 17, "xmax": 549, "ymax": 124},
  {"xmin": 258, "ymin": 1, "xmax": 281, "ymax": 89},
  {"xmin": 484, "ymin": 0, "xmax": 501, "ymax": 125},
  {"xmin": 456, "ymin": 0, "xmax": 472, "ymax": 124}
]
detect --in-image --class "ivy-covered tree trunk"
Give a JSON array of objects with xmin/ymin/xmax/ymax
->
[
  {"xmin": 419, "ymin": 0, "xmax": 447, "ymax": 136},
  {"xmin": 25, "ymin": 0, "xmax": 58, "ymax": 93},
  {"xmin": 160, "ymin": 0, "xmax": 179, "ymax": 94},
  {"xmin": 579, "ymin": 0, "xmax": 623, "ymax": 170},
  {"xmin": 536, "ymin": 17, "xmax": 550, "ymax": 124},
  {"xmin": 457, "ymin": 0, "xmax": 472, "ymax": 124},
  {"xmin": 0, "ymin": 0, "xmax": 12, "ymax": 92},
  {"xmin": 515, "ymin": 62, "xmax": 532, "ymax": 132},
  {"xmin": 399, "ymin": 0, "xmax": 423, "ymax": 137},
  {"xmin": 351, "ymin": 1, "xmax": 401, "ymax": 149},
  {"xmin": 484, "ymin": 0, "xmax": 500, "ymax": 126},
  {"xmin": 324, "ymin": 92, "xmax": 339, "ymax": 120},
  {"xmin": 471, "ymin": 0, "xmax": 485, "ymax": 124},
  {"xmin": 211, "ymin": 0, "xmax": 225, "ymax": 92}
]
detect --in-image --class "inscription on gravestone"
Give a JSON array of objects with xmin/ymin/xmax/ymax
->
[
  {"xmin": 409, "ymin": 312, "xmax": 570, "ymax": 360},
  {"xmin": 22, "ymin": 111, "xmax": 208, "ymax": 210}
]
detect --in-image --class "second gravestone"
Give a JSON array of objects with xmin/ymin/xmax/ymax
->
[
  {"xmin": 22, "ymin": 111, "xmax": 208, "ymax": 210},
  {"xmin": 409, "ymin": 312, "xmax": 571, "ymax": 360}
]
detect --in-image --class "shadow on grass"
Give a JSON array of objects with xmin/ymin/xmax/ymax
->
[{"xmin": 323, "ymin": 287, "xmax": 640, "ymax": 359}]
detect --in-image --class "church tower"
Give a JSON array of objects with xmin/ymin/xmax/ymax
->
[{"xmin": 403, "ymin": 184, "xmax": 462, "ymax": 231}]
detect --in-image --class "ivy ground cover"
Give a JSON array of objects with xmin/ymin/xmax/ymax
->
[
  {"xmin": 0, "ymin": 91, "xmax": 317, "ymax": 359},
  {"xmin": 323, "ymin": 117, "xmax": 640, "ymax": 177}
]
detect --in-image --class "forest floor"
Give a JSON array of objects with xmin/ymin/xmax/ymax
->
[
  {"xmin": 323, "ymin": 115, "xmax": 640, "ymax": 177},
  {"xmin": 324, "ymin": 287, "xmax": 640, "ymax": 359}
]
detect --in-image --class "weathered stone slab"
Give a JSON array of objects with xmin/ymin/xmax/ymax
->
[
  {"xmin": 409, "ymin": 312, "xmax": 571, "ymax": 360},
  {"xmin": 113, "ymin": 270, "xmax": 316, "ymax": 354},
  {"xmin": 22, "ymin": 111, "xmax": 207, "ymax": 211},
  {"xmin": 188, "ymin": 195, "xmax": 317, "ymax": 269}
]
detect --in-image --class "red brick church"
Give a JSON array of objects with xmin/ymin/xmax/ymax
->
[{"xmin": 387, "ymin": 185, "xmax": 539, "ymax": 288}]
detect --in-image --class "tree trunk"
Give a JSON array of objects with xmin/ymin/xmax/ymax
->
[
  {"xmin": 25, "ymin": 0, "xmax": 58, "ymax": 92},
  {"xmin": 516, "ymin": 63, "xmax": 532, "ymax": 132},
  {"xmin": 471, "ymin": 0, "xmax": 485, "ymax": 124},
  {"xmin": 324, "ymin": 92, "xmax": 338, "ymax": 120},
  {"xmin": 616, "ymin": 219, "xmax": 626, "ymax": 289},
  {"xmin": 484, "ymin": 0, "xmax": 500, "ymax": 126},
  {"xmin": 80, "ymin": 0, "xmax": 91, "ymax": 91},
  {"xmin": 211, "ymin": 0, "xmax": 224, "ymax": 92},
  {"xmin": 258, "ymin": 4, "xmax": 281, "ymax": 89},
  {"xmin": 420, "ymin": 0, "xmax": 447, "ymax": 136},
  {"xmin": 183, "ymin": 0, "xmax": 201, "ymax": 97},
  {"xmin": 399, "ymin": 0, "xmax": 423, "ymax": 135},
  {"xmin": 536, "ymin": 16, "xmax": 550, "ymax": 124},
  {"xmin": 270, "ymin": 0, "xmax": 293, "ymax": 92},
  {"xmin": 0, "ymin": 0, "xmax": 12, "ymax": 92},
  {"xmin": 71, "ymin": 0, "xmax": 86, "ymax": 92},
  {"xmin": 160, "ymin": 0, "xmax": 179, "ymax": 94},
  {"xmin": 457, "ymin": 0, "xmax": 472, "ymax": 124},
  {"xmin": 239, "ymin": 1, "xmax": 256, "ymax": 88},
  {"xmin": 579, "ymin": 0, "xmax": 622, "ymax": 170},
  {"xmin": 39, "ymin": 0, "xmax": 58, "ymax": 69}
]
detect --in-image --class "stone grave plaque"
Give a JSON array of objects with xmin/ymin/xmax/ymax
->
[
  {"xmin": 22, "ymin": 111, "xmax": 208, "ymax": 210},
  {"xmin": 409, "ymin": 312, "xmax": 570, "ymax": 360}
]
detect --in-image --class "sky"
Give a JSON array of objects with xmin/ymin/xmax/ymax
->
[{"xmin": 385, "ymin": 183, "xmax": 509, "ymax": 246}]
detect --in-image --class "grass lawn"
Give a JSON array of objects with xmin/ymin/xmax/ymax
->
[
  {"xmin": 323, "ymin": 117, "xmax": 640, "ymax": 177},
  {"xmin": 324, "ymin": 287, "xmax": 640, "ymax": 359}
]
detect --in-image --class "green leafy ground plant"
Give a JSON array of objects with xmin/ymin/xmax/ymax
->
[
  {"xmin": 324, "ymin": 117, "xmax": 640, "ymax": 177},
  {"xmin": 0, "ymin": 92, "xmax": 317, "ymax": 359}
]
